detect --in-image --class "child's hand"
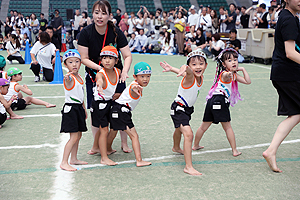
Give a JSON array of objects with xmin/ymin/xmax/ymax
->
[
  {"xmin": 97, "ymin": 85, "xmax": 105, "ymax": 96},
  {"xmin": 177, "ymin": 65, "xmax": 187, "ymax": 77},
  {"xmin": 131, "ymin": 84, "xmax": 143, "ymax": 96},
  {"xmin": 11, "ymin": 95, "xmax": 17, "ymax": 101},
  {"xmin": 64, "ymin": 73, "xmax": 72, "ymax": 82},
  {"xmin": 225, "ymin": 71, "xmax": 233, "ymax": 79},
  {"xmin": 236, "ymin": 66, "xmax": 243, "ymax": 72},
  {"xmin": 160, "ymin": 61, "xmax": 172, "ymax": 72},
  {"xmin": 23, "ymin": 85, "xmax": 28, "ymax": 89}
]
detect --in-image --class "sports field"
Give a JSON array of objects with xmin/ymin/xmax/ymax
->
[{"xmin": 1, "ymin": 51, "xmax": 300, "ymax": 200}]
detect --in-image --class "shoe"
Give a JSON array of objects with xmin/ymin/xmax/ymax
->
[
  {"xmin": 8, "ymin": 60, "xmax": 12, "ymax": 64},
  {"xmin": 34, "ymin": 76, "xmax": 40, "ymax": 82}
]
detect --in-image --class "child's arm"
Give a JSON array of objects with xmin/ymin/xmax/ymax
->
[
  {"xmin": 0, "ymin": 94, "xmax": 17, "ymax": 108},
  {"xmin": 82, "ymin": 101, "xmax": 88, "ymax": 120},
  {"xmin": 235, "ymin": 67, "xmax": 251, "ymax": 84},
  {"xmin": 95, "ymin": 72, "xmax": 105, "ymax": 96},
  {"xmin": 130, "ymin": 84, "xmax": 143, "ymax": 98},
  {"xmin": 15, "ymin": 84, "xmax": 33, "ymax": 95},
  {"xmin": 64, "ymin": 73, "xmax": 74, "ymax": 90},
  {"xmin": 160, "ymin": 61, "xmax": 186, "ymax": 77}
]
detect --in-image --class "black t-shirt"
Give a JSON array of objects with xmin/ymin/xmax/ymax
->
[
  {"xmin": 258, "ymin": 12, "xmax": 268, "ymax": 28},
  {"xmin": 240, "ymin": 14, "xmax": 249, "ymax": 28},
  {"xmin": 51, "ymin": 37, "xmax": 60, "ymax": 49},
  {"xmin": 227, "ymin": 39, "xmax": 241, "ymax": 52},
  {"xmin": 271, "ymin": 9, "xmax": 300, "ymax": 81},
  {"xmin": 226, "ymin": 11, "xmax": 237, "ymax": 31},
  {"xmin": 195, "ymin": 34, "xmax": 205, "ymax": 46},
  {"xmin": 78, "ymin": 23, "xmax": 128, "ymax": 80},
  {"xmin": 114, "ymin": 15, "xmax": 121, "ymax": 26},
  {"xmin": 50, "ymin": 16, "xmax": 64, "ymax": 33},
  {"xmin": 40, "ymin": 19, "xmax": 48, "ymax": 31}
]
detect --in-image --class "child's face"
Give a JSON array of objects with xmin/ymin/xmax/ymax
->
[
  {"xmin": 0, "ymin": 85, "xmax": 9, "ymax": 95},
  {"xmin": 133, "ymin": 74, "xmax": 151, "ymax": 87},
  {"xmin": 188, "ymin": 57, "xmax": 207, "ymax": 77},
  {"xmin": 64, "ymin": 57, "xmax": 81, "ymax": 73},
  {"xmin": 223, "ymin": 55, "xmax": 238, "ymax": 72},
  {"xmin": 12, "ymin": 73, "xmax": 22, "ymax": 81},
  {"xmin": 101, "ymin": 56, "xmax": 117, "ymax": 69}
]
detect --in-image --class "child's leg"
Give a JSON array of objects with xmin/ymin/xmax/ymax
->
[
  {"xmin": 180, "ymin": 125, "xmax": 202, "ymax": 176},
  {"xmin": 263, "ymin": 115, "xmax": 300, "ymax": 172},
  {"xmin": 69, "ymin": 132, "xmax": 88, "ymax": 165},
  {"xmin": 60, "ymin": 132, "xmax": 80, "ymax": 171},
  {"xmin": 99, "ymin": 126, "xmax": 117, "ymax": 166},
  {"xmin": 23, "ymin": 96, "xmax": 56, "ymax": 108},
  {"xmin": 221, "ymin": 122, "xmax": 242, "ymax": 157},
  {"xmin": 6, "ymin": 107, "xmax": 23, "ymax": 119},
  {"xmin": 172, "ymin": 128, "xmax": 184, "ymax": 154},
  {"xmin": 107, "ymin": 129, "xmax": 118, "ymax": 154},
  {"xmin": 120, "ymin": 130, "xmax": 132, "ymax": 153},
  {"xmin": 87, "ymin": 126, "xmax": 101, "ymax": 155},
  {"xmin": 193, "ymin": 122, "xmax": 212, "ymax": 150},
  {"xmin": 124, "ymin": 127, "xmax": 151, "ymax": 167}
]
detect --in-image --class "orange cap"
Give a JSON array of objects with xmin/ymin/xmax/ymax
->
[{"xmin": 100, "ymin": 46, "xmax": 118, "ymax": 58}]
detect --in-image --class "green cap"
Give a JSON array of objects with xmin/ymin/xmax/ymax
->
[
  {"xmin": 7, "ymin": 67, "xmax": 22, "ymax": 76},
  {"xmin": 0, "ymin": 55, "xmax": 6, "ymax": 69},
  {"xmin": 134, "ymin": 62, "xmax": 152, "ymax": 75}
]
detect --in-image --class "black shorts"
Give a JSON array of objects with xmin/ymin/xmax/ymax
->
[
  {"xmin": 203, "ymin": 95, "xmax": 231, "ymax": 124},
  {"xmin": 90, "ymin": 99, "xmax": 112, "ymax": 128},
  {"xmin": 11, "ymin": 98, "xmax": 27, "ymax": 111},
  {"xmin": 0, "ymin": 113, "xmax": 7, "ymax": 125},
  {"xmin": 170, "ymin": 101, "xmax": 194, "ymax": 128},
  {"xmin": 272, "ymin": 81, "xmax": 300, "ymax": 116},
  {"xmin": 110, "ymin": 103, "xmax": 134, "ymax": 131},
  {"xmin": 60, "ymin": 103, "xmax": 87, "ymax": 133}
]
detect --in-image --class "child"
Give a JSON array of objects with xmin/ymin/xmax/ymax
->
[
  {"xmin": 192, "ymin": 48, "xmax": 251, "ymax": 156},
  {"xmin": 6, "ymin": 34, "xmax": 25, "ymax": 64},
  {"xmin": 3, "ymin": 67, "xmax": 56, "ymax": 110},
  {"xmin": 60, "ymin": 49, "xmax": 88, "ymax": 171},
  {"xmin": 0, "ymin": 78, "xmax": 18, "ymax": 128},
  {"xmin": 160, "ymin": 50, "xmax": 208, "ymax": 176},
  {"xmin": 88, "ymin": 46, "xmax": 121, "ymax": 166},
  {"xmin": 107, "ymin": 62, "xmax": 152, "ymax": 167}
]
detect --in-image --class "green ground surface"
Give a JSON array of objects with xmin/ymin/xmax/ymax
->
[{"xmin": 0, "ymin": 52, "xmax": 300, "ymax": 200}]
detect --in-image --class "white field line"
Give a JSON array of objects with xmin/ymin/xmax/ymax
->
[
  {"xmin": 34, "ymin": 96, "xmax": 65, "ymax": 99},
  {"xmin": 0, "ymin": 143, "xmax": 58, "ymax": 150},
  {"xmin": 22, "ymin": 114, "xmax": 61, "ymax": 118},
  {"xmin": 248, "ymin": 63, "xmax": 271, "ymax": 70}
]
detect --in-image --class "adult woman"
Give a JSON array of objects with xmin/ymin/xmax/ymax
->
[
  {"xmin": 174, "ymin": 11, "xmax": 186, "ymax": 55},
  {"xmin": 211, "ymin": 10, "xmax": 219, "ymax": 34},
  {"xmin": 29, "ymin": 13, "xmax": 39, "ymax": 44},
  {"xmin": 78, "ymin": 0, "xmax": 132, "ymax": 153},
  {"xmin": 160, "ymin": 31, "xmax": 174, "ymax": 55},
  {"xmin": 209, "ymin": 33, "xmax": 225, "ymax": 57},
  {"xmin": 263, "ymin": 0, "xmax": 300, "ymax": 173},
  {"xmin": 6, "ymin": 34, "xmax": 25, "ymax": 64},
  {"xmin": 195, "ymin": 27, "xmax": 205, "ymax": 48},
  {"xmin": 4, "ymin": 17, "xmax": 12, "ymax": 37},
  {"xmin": 118, "ymin": 12, "xmax": 128, "ymax": 32},
  {"xmin": 79, "ymin": 11, "xmax": 92, "ymax": 27},
  {"xmin": 30, "ymin": 32, "xmax": 56, "ymax": 82}
]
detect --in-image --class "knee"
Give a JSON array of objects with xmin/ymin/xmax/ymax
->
[{"xmin": 184, "ymin": 131, "xmax": 194, "ymax": 142}]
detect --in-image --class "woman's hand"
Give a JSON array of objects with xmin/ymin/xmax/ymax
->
[
  {"xmin": 32, "ymin": 60, "xmax": 38, "ymax": 65},
  {"xmin": 120, "ymin": 71, "xmax": 129, "ymax": 82}
]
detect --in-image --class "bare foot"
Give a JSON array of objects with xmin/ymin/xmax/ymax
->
[
  {"xmin": 87, "ymin": 149, "xmax": 100, "ymax": 155},
  {"xmin": 60, "ymin": 163, "xmax": 77, "ymax": 171},
  {"xmin": 9, "ymin": 115, "xmax": 24, "ymax": 119},
  {"xmin": 192, "ymin": 145, "xmax": 204, "ymax": 151},
  {"xmin": 101, "ymin": 158, "xmax": 117, "ymax": 166},
  {"xmin": 263, "ymin": 151, "xmax": 282, "ymax": 173},
  {"xmin": 0, "ymin": 125, "xmax": 2, "ymax": 129},
  {"xmin": 121, "ymin": 146, "xmax": 132, "ymax": 153},
  {"xmin": 172, "ymin": 147, "xmax": 184, "ymax": 155},
  {"xmin": 184, "ymin": 167, "xmax": 202, "ymax": 176},
  {"xmin": 70, "ymin": 160, "xmax": 88, "ymax": 165},
  {"xmin": 136, "ymin": 160, "xmax": 151, "ymax": 167},
  {"xmin": 233, "ymin": 150, "xmax": 242, "ymax": 157},
  {"xmin": 107, "ymin": 149, "xmax": 117, "ymax": 155},
  {"xmin": 46, "ymin": 103, "xmax": 56, "ymax": 108}
]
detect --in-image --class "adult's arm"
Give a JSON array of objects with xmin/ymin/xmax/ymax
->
[
  {"xmin": 119, "ymin": 45, "xmax": 132, "ymax": 82},
  {"xmin": 78, "ymin": 45, "xmax": 102, "ymax": 71},
  {"xmin": 285, "ymin": 40, "xmax": 300, "ymax": 64}
]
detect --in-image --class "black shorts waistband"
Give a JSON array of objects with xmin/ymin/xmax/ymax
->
[{"xmin": 64, "ymin": 103, "xmax": 83, "ymax": 106}]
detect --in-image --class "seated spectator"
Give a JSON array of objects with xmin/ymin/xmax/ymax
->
[
  {"xmin": 141, "ymin": 31, "xmax": 157, "ymax": 53},
  {"xmin": 123, "ymin": 30, "xmax": 130, "ymax": 42},
  {"xmin": 185, "ymin": 25, "xmax": 196, "ymax": 39},
  {"xmin": 160, "ymin": 31, "xmax": 174, "ymax": 55},
  {"xmin": 199, "ymin": 31, "xmax": 212, "ymax": 56},
  {"xmin": 132, "ymin": 29, "xmax": 147, "ymax": 53},
  {"xmin": 183, "ymin": 37, "xmax": 197, "ymax": 56},
  {"xmin": 6, "ymin": 34, "xmax": 25, "ymax": 64},
  {"xmin": 195, "ymin": 27, "xmax": 205, "ymax": 48},
  {"xmin": 226, "ymin": 28, "xmax": 244, "ymax": 62},
  {"xmin": 20, "ymin": 33, "xmax": 30, "ymax": 50},
  {"xmin": 0, "ymin": 34, "xmax": 4, "ymax": 50},
  {"xmin": 129, "ymin": 33, "xmax": 138, "ymax": 52},
  {"xmin": 209, "ymin": 33, "xmax": 225, "ymax": 58}
]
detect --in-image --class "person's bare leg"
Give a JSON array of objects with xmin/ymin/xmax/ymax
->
[
  {"xmin": 107, "ymin": 129, "xmax": 118, "ymax": 155},
  {"xmin": 120, "ymin": 130, "xmax": 132, "ymax": 153},
  {"xmin": 263, "ymin": 115, "xmax": 300, "ymax": 172},
  {"xmin": 99, "ymin": 126, "xmax": 117, "ymax": 166},
  {"xmin": 60, "ymin": 132, "xmax": 79, "ymax": 171},
  {"xmin": 221, "ymin": 122, "xmax": 241, "ymax": 157},
  {"xmin": 125, "ymin": 127, "xmax": 151, "ymax": 167},
  {"xmin": 87, "ymin": 126, "xmax": 101, "ymax": 155},
  {"xmin": 192, "ymin": 122, "xmax": 212, "ymax": 150},
  {"xmin": 70, "ymin": 132, "xmax": 88, "ymax": 165},
  {"xmin": 6, "ymin": 107, "xmax": 23, "ymax": 119},
  {"xmin": 172, "ymin": 128, "xmax": 184, "ymax": 154},
  {"xmin": 23, "ymin": 96, "xmax": 55, "ymax": 107},
  {"xmin": 180, "ymin": 125, "xmax": 202, "ymax": 176}
]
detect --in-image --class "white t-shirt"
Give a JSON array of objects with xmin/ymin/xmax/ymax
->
[
  {"xmin": 136, "ymin": 18, "xmax": 144, "ymax": 29},
  {"xmin": 188, "ymin": 13, "xmax": 199, "ymax": 26},
  {"xmin": 30, "ymin": 41, "xmax": 56, "ymax": 69},
  {"xmin": 128, "ymin": 17, "xmax": 137, "ymax": 34},
  {"xmin": 29, "ymin": 19, "xmax": 39, "ymax": 30},
  {"xmin": 74, "ymin": 15, "xmax": 82, "ymax": 30},
  {"xmin": 213, "ymin": 40, "xmax": 225, "ymax": 50},
  {"xmin": 6, "ymin": 42, "xmax": 21, "ymax": 57}
]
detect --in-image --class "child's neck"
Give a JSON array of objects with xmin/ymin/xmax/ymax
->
[{"xmin": 103, "ymin": 67, "xmax": 115, "ymax": 73}]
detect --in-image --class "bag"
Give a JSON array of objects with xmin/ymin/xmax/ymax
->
[
  {"xmin": 175, "ymin": 24, "xmax": 184, "ymax": 32},
  {"xmin": 33, "ymin": 29, "xmax": 39, "ymax": 34}
]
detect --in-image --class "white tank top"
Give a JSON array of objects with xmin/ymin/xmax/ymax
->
[
  {"xmin": 64, "ymin": 73, "xmax": 85, "ymax": 104},
  {"xmin": 174, "ymin": 75, "xmax": 203, "ymax": 107},
  {"xmin": 0, "ymin": 102, "xmax": 5, "ymax": 114},
  {"xmin": 93, "ymin": 67, "xmax": 120, "ymax": 101},
  {"xmin": 4, "ymin": 82, "xmax": 19, "ymax": 102},
  {"xmin": 0, "ymin": 71, "xmax": 8, "ymax": 79},
  {"xmin": 115, "ymin": 81, "xmax": 141, "ymax": 111},
  {"xmin": 212, "ymin": 71, "xmax": 236, "ymax": 98}
]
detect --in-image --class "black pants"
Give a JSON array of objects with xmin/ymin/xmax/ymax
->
[
  {"xmin": 53, "ymin": 32, "xmax": 62, "ymax": 50},
  {"xmin": 31, "ymin": 63, "xmax": 54, "ymax": 82},
  {"xmin": 211, "ymin": 48, "xmax": 223, "ymax": 57},
  {"xmin": 7, "ymin": 55, "xmax": 25, "ymax": 64}
]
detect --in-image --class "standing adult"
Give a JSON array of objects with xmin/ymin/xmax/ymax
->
[
  {"xmin": 78, "ymin": 0, "xmax": 132, "ymax": 153},
  {"xmin": 225, "ymin": 3, "xmax": 237, "ymax": 32},
  {"xmin": 50, "ymin": 9, "xmax": 64, "ymax": 50},
  {"xmin": 79, "ymin": 11, "xmax": 92, "ymax": 27},
  {"xmin": 39, "ymin": 13, "xmax": 48, "ymax": 32},
  {"xmin": 45, "ymin": 26, "xmax": 60, "ymax": 49},
  {"xmin": 256, "ymin": 3, "xmax": 268, "ymax": 28},
  {"xmin": 187, "ymin": 5, "xmax": 199, "ymax": 27},
  {"xmin": 174, "ymin": 11, "xmax": 186, "ymax": 55},
  {"xmin": 263, "ymin": 0, "xmax": 300, "ymax": 173},
  {"xmin": 73, "ymin": 10, "xmax": 82, "ymax": 39},
  {"xmin": 29, "ymin": 13, "xmax": 39, "ymax": 44},
  {"xmin": 196, "ymin": 7, "xmax": 212, "ymax": 35},
  {"xmin": 114, "ymin": 8, "xmax": 122, "ymax": 26},
  {"xmin": 240, "ymin": 6, "xmax": 250, "ymax": 28}
]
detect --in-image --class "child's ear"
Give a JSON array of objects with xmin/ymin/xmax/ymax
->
[{"xmin": 133, "ymin": 74, "xmax": 137, "ymax": 80}]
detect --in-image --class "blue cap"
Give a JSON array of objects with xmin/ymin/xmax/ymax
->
[{"xmin": 63, "ymin": 49, "xmax": 81, "ymax": 62}]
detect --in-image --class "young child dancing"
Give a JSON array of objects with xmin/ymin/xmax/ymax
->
[
  {"xmin": 192, "ymin": 48, "xmax": 251, "ymax": 156},
  {"xmin": 107, "ymin": 62, "xmax": 152, "ymax": 167},
  {"xmin": 160, "ymin": 50, "xmax": 207, "ymax": 176},
  {"xmin": 0, "ymin": 78, "xmax": 18, "ymax": 128},
  {"xmin": 60, "ymin": 49, "xmax": 88, "ymax": 171},
  {"xmin": 88, "ymin": 46, "xmax": 121, "ymax": 166},
  {"xmin": 3, "ymin": 67, "xmax": 56, "ymax": 110}
]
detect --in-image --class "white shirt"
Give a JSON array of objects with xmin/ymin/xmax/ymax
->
[
  {"xmin": 64, "ymin": 73, "xmax": 85, "ymax": 104},
  {"xmin": 212, "ymin": 40, "xmax": 225, "ymax": 50},
  {"xmin": 29, "ymin": 19, "xmax": 39, "ymax": 30},
  {"xmin": 136, "ymin": 18, "xmax": 144, "ymax": 29},
  {"xmin": 128, "ymin": 17, "xmax": 137, "ymax": 34},
  {"xmin": 219, "ymin": 14, "xmax": 227, "ymax": 33},
  {"xmin": 188, "ymin": 13, "xmax": 199, "ymax": 26},
  {"xmin": 135, "ymin": 34, "xmax": 148, "ymax": 50},
  {"xmin": 116, "ymin": 81, "xmax": 142, "ymax": 111},
  {"xmin": 74, "ymin": 15, "xmax": 82, "ymax": 30},
  {"xmin": 196, "ymin": 14, "xmax": 212, "ymax": 31},
  {"xmin": 30, "ymin": 41, "xmax": 56, "ymax": 69},
  {"xmin": 6, "ymin": 42, "xmax": 21, "ymax": 57}
]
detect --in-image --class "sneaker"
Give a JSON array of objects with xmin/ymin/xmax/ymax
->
[
  {"xmin": 34, "ymin": 76, "xmax": 40, "ymax": 82},
  {"xmin": 8, "ymin": 60, "xmax": 12, "ymax": 64}
]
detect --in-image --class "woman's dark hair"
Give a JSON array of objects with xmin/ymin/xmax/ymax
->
[
  {"xmin": 196, "ymin": 27, "xmax": 203, "ymax": 36},
  {"xmin": 212, "ymin": 33, "xmax": 220, "ymax": 41},
  {"xmin": 165, "ymin": 31, "xmax": 171, "ymax": 44},
  {"xmin": 6, "ymin": 16, "xmax": 11, "ymax": 23},
  {"xmin": 31, "ymin": 13, "xmax": 37, "ymax": 20},
  {"xmin": 39, "ymin": 32, "xmax": 51, "ymax": 44},
  {"xmin": 92, "ymin": 0, "xmax": 118, "ymax": 44},
  {"xmin": 279, "ymin": 0, "xmax": 286, "ymax": 9},
  {"xmin": 10, "ymin": 34, "xmax": 21, "ymax": 48},
  {"xmin": 82, "ymin": 11, "xmax": 88, "ymax": 18},
  {"xmin": 211, "ymin": 10, "xmax": 218, "ymax": 19},
  {"xmin": 177, "ymin": 11, "xmax": 183, "ymax": 18}
]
